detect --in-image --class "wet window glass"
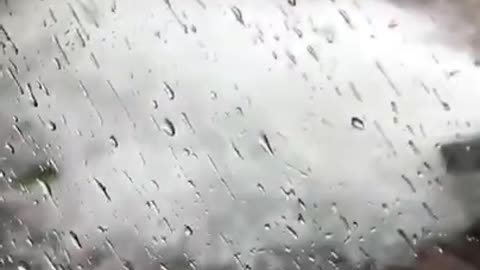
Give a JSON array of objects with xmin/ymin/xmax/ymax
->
[{"xmin": 2, "ymin": 0, "xmax": 480, "ymax": 269}]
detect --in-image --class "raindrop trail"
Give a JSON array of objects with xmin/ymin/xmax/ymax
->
[
  {"xmin": 221, "ymin": 177, "xmax": 236, "ymax": 200},
  {"xmin": 43, "ymin": 252, "xmax": 55, "ymax": 270},
  {"xmin": 195, "ymin": 0, "xmax": 207, "ymax": 9},
  {"xmin": 8, "ymin": 58, "xmax": 18, "ymax": 73},
  {"xmin": 285, "ymin": 49, "xmax": 297, "ymax": 65},
  {"xmin": 151, "ymin": 115, "xmax": 162, "ymax": 131},
  {"xmin": 349, "ymin": 81, "xmax": 363, "ymax": 102},
  {"xmin": 231, "ymin": 6, "xmax": 245, "ymax": 26},
  {"xmin": 422, "ymin": 202, "xmax": 439, "ymax": 221},
  {"xmin": 69, "ymin": 230, "xmax": 83, "ymax": 249},
  {"xmin": 285, "ymin": 162, "xmax": 309, "ymax": 177},
  {"xmin": 207, "ymin": 154, "xmax": 221, "ymax": 176},
  {"xmin": 397, "ymin": 229, "xmax": 417, "ymax": 257},
  {"xmin": 432, "ymin": 88, "xmax": 451, "ymax": 111},
  {"xmin": 162, "ymin": 118, "xmax": 176, "ymax": 136},
  {"xmin": 374, "ymin": 121, "xmax": 396, "ymax": 155},
  {"xmin": 163, "ymin": 81, "xmax": 175, "ymax": 100},
  {"xmin": 286, "ymin": 225, "xmax": 298, "ymax": 239},
  {"xmin": 37, "ymin": 79, "xmax": 51, "ymax": 96},
  {"xmin": 163, "ymin": 0, "xmax": 188, "ymax": 33},
  {"xmin": 338, "ymin": 9, "xmax": 354, "ymax": 29},
  {"xmin": 75, "ymin": 27, "xmax": 86, "ymax": 47},
  {"xmin": 408, "ymin": 140, "xmax": 421, "ymax": 155},
  {"xmin": 53, "ymin": 34, "xmax": 70, "ymax": 65},
  {"xmin": 401, "ymin": 174, "xmax": 416, "ymax": 193},
  {"xmin": 181, "ymin": 112, "xmax": 195, "ymax": 134},
  {"xmin": 106, "ymin": 80, "xmax": 136, "ymax": 128},
  {"xmin": 231, "ymin": 140, "xmax": 244, "ymax": 160},
  {"xmin": 163, "ymin": 217, "xmax": 174, "ymax": 233},
  {"xmin": 375, "ymin": 61, "xmax": 401, "ymax": 96},
  {"xmin": 307, "ymin": 45, "xmax": 319, "ymax": 62},
  {"xmin": 0, "ymin": 24, "xmax": 19, "ymax": 54},
  {"xmin": 48, "ymin": 8, "xmax": 58, "ymax": 23},
  {"xmin": 147, "ymin": 200, "xmax": 160, "ymax": 214},
  {"xmin": 259, "ymin": 132, "xmax": 275, "ymax": 155},
  {"xmin": 7, "ymin": 67, "xmax": 24, "ymax": 95},
  {"xmin": 90, "ymin": 52, "xmax": 100, "ymax": 69},
  {"xmin": 79, "ymin": 80, "xmax": 104, "ymax": 126},
  {"xmin": 68, "ymin": 3, "xmax": 90, "ymax": 40},
  {"xmin": 94, "ymin": 178, "xmax": 111, "ymax": 202},
  {"xmin": 27, "ymin": 83, "xmax": 38, "ymax": 107}
]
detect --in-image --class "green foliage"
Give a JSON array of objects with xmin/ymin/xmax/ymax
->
[{"xmin": 13, "ymin": 163, "xmax": 58, "ymax": 190}]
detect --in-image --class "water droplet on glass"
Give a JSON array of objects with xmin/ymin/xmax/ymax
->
[
  {"xmin": 352, "ymin": 221, "xmax": 358, "ymax": 229},
  {"xmin": 331, "ymin": 202, "xmax": 338, "ymax": 214},
  {"xmin": 97, "ymin": 225, "xmax": 108, "ymax": 233},
  {"xmin": 184, "ymin": 225, "xmax": 193, "ymax": 236},
  {"xmin": 70, "ymin": 230, "xmax": 83, "ymax": 249},
  {"xmin": 231, "ymin": 6, "xmax": 245, "ymax": 26},
  {"xmin": 298, "ymin": 198, "xmax": 306, "ymax": 210},
  {"xmin": 338, "ymin": 9, "xmax": 354, "ymax": 29},
  {"xmin": 397, "ymin": 228, "xmax": 417, "ymax": 255},
  {"xmin": 187, "ymin": 179, "xmax": 196, "ymax": 188},
  {"xmin": 264, "ymin": 223, "xmax": 271, "ymax": 230},
  {"xmin": 325, "ymin": 31, "xmax": 335, "ymax": 43},
  {"xmin": 257, "ymin": 183, "xmax": 265, "ymax": 194},
  {"xmin": 5, "ymin": 143, "xmax": 15, "ymax": 154},
  {"xmin": 307, "ymin": 45, "xmax": 319, "ymax": 62},
  {"xmin": 235, "ymin": 106, "xmax": 244, "ymax": 116},
  {"xmin": 163, "ymin": 82, "xmax": 175, "ymax": 100},
  {"xmin": 259, "ymin": 132, "xmax": 274, "ymax": 155},
  {"xmin": 162, "ymin": 118, "xmax": 176, "ymax": 136},
  {"xmin": 94, "ymin": 178, "xmax": 111, "ymax": 201},
  {"xmin": 382, "ymin": 203, "xmax": 389, "ymax": 214},
  {"xmin": 422, "ymin": 202, "xmax": 439, "ymax": 221},
  {"xmin": 297, "ymin": 213, "xmax": 305, "ymax": 224},
  {"xmin": 408, "ymin": 140, "xmax": 421, "ymax": 155},
  {"xmin": 17, "ymin": 261, "xmax": 30, "ymax": 270},
  {"xmin": 47, "ymin": 120, "xmax": 57, "ymax": 131},
  {"xmin": 441, "ymin": 102, "xmax": 450, "ymax": 111},
  {"xmin": 147, "ymin": 200, "xmax": 160, "ymax": 214},
  {"xmin": 286, "ymin": 225, "xmax": 298, "ymax": 239},
  {"xmin": 153, "ymin": 100, "xmax": 159, "ymax": 109},
  {"xmin": 26, "ymin": 236, "xmax": 33, "ymax": 247},
  {"xmin": 287, "ymin": 0, "xmax": 296, "ymax": 6},
  {"xmin": 109, "ymin": 135, "xmax": 119, "ymax": 148},
  {"xmin": 210, "ymin": 91, "xmax": 218, "ymax": 100},
  {"xmin": 351, "ymin": 117, "xmax": 364, "ymax": 130},
  {"xmin": 122, "ymin": 260, "xmax": 135, "ymax": 270}
]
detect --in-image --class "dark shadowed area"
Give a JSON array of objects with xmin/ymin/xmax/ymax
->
[{"xmin": 388, "ymin": 0, "xmax": 480, "ymax": 62}]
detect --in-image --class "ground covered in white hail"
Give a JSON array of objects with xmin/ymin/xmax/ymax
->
[{"xmin": 1, "ymin": 0, "xmax": 480, "ymax": 269}]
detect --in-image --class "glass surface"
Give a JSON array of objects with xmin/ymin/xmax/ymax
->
[{"xmin": 1, "ymin": 0, "xmax": 480, "ymax": 269}]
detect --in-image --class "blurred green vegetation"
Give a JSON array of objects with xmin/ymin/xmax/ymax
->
[{"xmin": 12, "ymin": 163, "xmax": 58, "ymax": 190}]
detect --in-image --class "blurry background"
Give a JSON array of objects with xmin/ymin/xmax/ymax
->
[{"xmin": 2, "ymin": 0, "xmax": 480, "ymax": 269}]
